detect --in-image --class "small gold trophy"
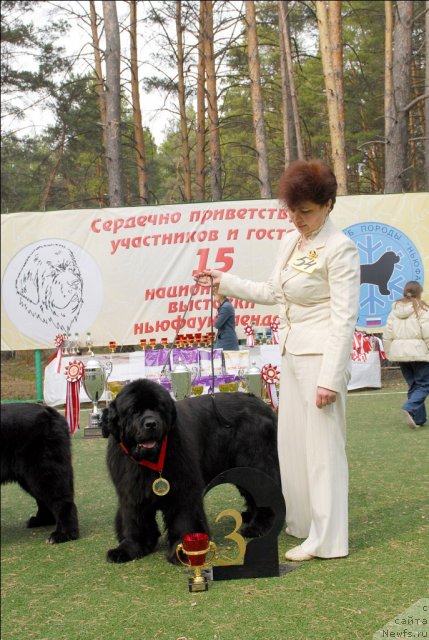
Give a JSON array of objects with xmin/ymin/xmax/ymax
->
[{"xmin": 176, "ymin": 533, "xmax": 217, "ymax": 592}]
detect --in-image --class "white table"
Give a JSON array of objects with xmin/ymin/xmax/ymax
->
[
  {"xmin": 348, "ymin": 351, "xmax": 382, "ymax": 390},
  {"xmin": 43, "ymin": 344, "xmax": 380, "ymax": 406}
]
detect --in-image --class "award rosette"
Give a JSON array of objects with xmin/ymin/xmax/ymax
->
[
  {"xmin": 48, "ymin": 333, "xmax": 66, "ymax": 373},
  {"xmin": 244, "ymin": 323, "xmax": 255, "ymax": 347},
  {"xmin": 261, "ymin": 364, "xmax": 280, "ymax": 409},
  {"xmin": 352, "ymin": 331, "xmax": 371, "ymax": 362},
  {"xmin": 270, "ymin": 320, "xmax": 279, "ymax": 345},
  {"xmin": 372, "ymin": 336, "xmax": 387, "ymax": 360},
  {"xmin": 65, "ymin": 360, "xmax": 84, "ymax": 434}
]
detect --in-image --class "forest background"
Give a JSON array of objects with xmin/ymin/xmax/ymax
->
[{"xmin": 1, "ymin": 0, "xmax": 428, "ymax": 215}]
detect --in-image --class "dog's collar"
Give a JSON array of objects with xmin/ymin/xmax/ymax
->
[{"xmin": 119, "ymin": 435, "xmax": 168, "ymax": 472}]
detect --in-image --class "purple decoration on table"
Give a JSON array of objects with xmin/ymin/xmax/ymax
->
[
  {"xmin": 172, "ymin": 348, "xmax": 199, "ymax": 367},
  {"xmin": 199, "ymin": 348, "xmax": 224, "ymax": 375},
  {"xmin": 144, "ymin": 350, "xmax": 170, "ymax": 368},
  {"xmin": 199, "ymin": 348, "xmax": 223, "ymax": 363}
]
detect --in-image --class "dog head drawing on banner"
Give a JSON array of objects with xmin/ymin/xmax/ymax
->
[{"xmin": 15, "ymin": 243, "xmax": 84, "ymax": 332}]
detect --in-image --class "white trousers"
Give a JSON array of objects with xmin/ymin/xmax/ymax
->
[{"xmin": 278, "ymin": 352, "xmax": 349, "ymax": 558}]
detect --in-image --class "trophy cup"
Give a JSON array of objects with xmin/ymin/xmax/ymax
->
[
  {"xmin": 171, "ymin": 361, "xmax": 199, "ymax": 400},
  {"xmin": 63, "ymin": 333, "xmax": 71, "ymax": 356},
  {"xmin": 85, "ymin": 332, "xmax": 94, "ymax": 356},
  {"xmin": 245, "ymin": 360, "xmax": 262, "ymax": 397},
  {"xmin": 171, "ymin": 361, "xmax": 191, "ymax": 400},
  {"xmin": 83, "ymin": 358, "xmax": 108, "ymax": 438},
  {"xmin": 176, "ymin": 533, "xmax": 217, "ymax": 592}
]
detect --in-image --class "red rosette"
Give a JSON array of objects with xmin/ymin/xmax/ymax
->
[
  {"xmin": 261, "ymin": 364, "xmax": 280, "ymax": 384},
  {"xmin": 352, "ymin": 332, "xmax": 368, "ymax": 362},
  {"xmin": 65, "ymin": 360, "xmax": 84, "ymax": 382},
  {"xmin": 64, "ymin": 360, "xmax": 84, "ymax": 434},
  {"xmin": 54, "ymin": 334, "xmax": 66, "ymax": 348},
  {"xmin": 261, "ymin": 364, "xmax": 280, "ymax": 409},
  {"xmin": 48, "ymin": 334, "xmax": 67, "ymax": 373},
  {"xmin": 270, "ymin": 320, "xmax": 279, "ymax": 344},
  {"xmin": 244, "ymin": 323, "xmax": 255, "ymax": 346}
]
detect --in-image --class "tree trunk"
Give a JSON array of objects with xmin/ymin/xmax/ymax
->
[
  {"xmin": 408, "ymin": 107, "xmax": 418, "ymax": 191},
  {"xmin": 278, "ymin": 0, "xmax": 304, "ymax": 164},
  {"xmin": 89, "ymin": 1, "xmax": 108, "ymax": 153},
  {"xmin": 129, "ymin": 0, "xmax": 148, "ymax": 204},
  {"xmin": 245, "ymin": 0, "xmax": 271, "ymax": 198},
  {"xmin": 203, "ymin": 0, "xmax": 222, "ymax": 201},
  {"xmin": 40, "ymin": 127, "xmax": 66, "ymax": 210},
  {"xmin": 316, "ymin": 0, "xmax": 347, "ymax": 194},
  {"xmin": 384, "ymin": 0, "xmax": 394, "ymax": 192},
  {"xmin": 195, "ymin": 0, "xmax": 206, "ymax": 201},
  {"xmin": 102, "ymin": 0, "xmax": 124, "ymax": 207},
  {"xmin": 425, "ymin": 0, "xmax": 429, "ymax": 189},
  {"xmin": 278, "ymin": 6, "xmax": 293, "ymax": 167},
  {"xmin": 384, "ymin": 0, "xmax": 413, "ymax": 193},
  {"xmin": 176, "ymin": 0, "xmax": 192, "ymax": 202},
  {"xmin": 328, "ymin": 1, "xmax": 345, "ymax": 135}
]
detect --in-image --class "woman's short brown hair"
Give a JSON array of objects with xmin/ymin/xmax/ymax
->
[{"xmin": 278, "ymin": 159, "xmax": 337, "ymax": 210}]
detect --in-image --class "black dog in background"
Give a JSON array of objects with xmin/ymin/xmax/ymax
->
[
  {"xmin": 1, "ymin": 403, "xmax": 79, "ymax": 543},
  {"xmin": 101, "ymin": 379, "xmax": 281, "ymax": 564}
]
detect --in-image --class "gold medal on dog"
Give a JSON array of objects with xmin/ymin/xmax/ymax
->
[
  {"xmin": 308, "ymin": 250, "xmax": 318, "ymax": 260},
  {"xmin": 152, "ymin": 476, "xmax": 170, "ymax": 496}
]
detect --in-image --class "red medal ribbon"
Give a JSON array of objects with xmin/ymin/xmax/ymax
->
[
  {"xmin": 120, "ymin": 435, "xmax": 168, "ymax": 473},
  {"xmin": 64, "ymin": 360, "xmax": 84, "ymax": 434},
  {"xmin": 244, "ymin": 323, "xmax": 255, "ymax": 347},
  {"xmin": 352, "ymin": 332, "xmax": 368, "ymax": 362},
  {"xmin": 48, "ymin": 334, "xmax": 66, "ymax": 373},
  {"xmin": 270, "ymin": 321, "xmax": 279, "ymax": 345},
  {"xmin": 261, "ymin": 364, "xmax": 280, "ymax": 409}
]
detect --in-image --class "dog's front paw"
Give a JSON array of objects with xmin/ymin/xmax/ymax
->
[
  {"xmin": 47, "ymin": 530, "xmax": 79, "ymax": 544},
  {"xmin": 239, "ymin": 523, "xmax": 262, "ymax": 538},
  {"xmin": 107, "ymin": 546, "xmax": 134, "ymax": 563}
]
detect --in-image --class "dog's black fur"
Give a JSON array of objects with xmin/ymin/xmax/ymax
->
[
  {"xmin": 101, "ymin": 379, "xmax": 281, "ymax": 564},
  {"xmin": 0, "ymin": 403, "xmax": 79, "ymax": 543}
]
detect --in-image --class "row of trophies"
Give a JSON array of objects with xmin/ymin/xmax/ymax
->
[
  {"xmin": 139, "ymin": 333, "xmax": 214, "ymax": 349},
  {"xmin": 64, "ymin": 326, "xmax": 273, "ymax": 355},
  {"xmin": 61, "ymin": 332, "xmax": 95, "ymax": 356},
  {"xmin": 62, "ymin": 334, "xmax": 215, "ymax": 355}
]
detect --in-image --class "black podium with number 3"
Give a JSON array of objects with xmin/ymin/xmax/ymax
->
[{"xmin": 204, "ymin": 467, "xmax": 286, "ymax": 581}]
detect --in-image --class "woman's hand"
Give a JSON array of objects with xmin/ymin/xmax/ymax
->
[
  {"xmin": 316, "ymin": 386, "xmax": 337, "ymax": 409},
  {"xmin": 193, "ymin": 269, "xmax": 223, "ymax": 288}
]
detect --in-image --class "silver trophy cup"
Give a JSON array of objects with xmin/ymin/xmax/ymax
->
[{"xmin": 83, "ymin": 358, "xmax": 107, "ymax": 437}]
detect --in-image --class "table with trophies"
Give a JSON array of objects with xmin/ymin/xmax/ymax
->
[
  {"xmin": 43, "ymin": 334, "xmax": 282, "ymax": 409},
  {"xmin": 43, "ymin": 330, "xmax": 382, "ymax": 426}
]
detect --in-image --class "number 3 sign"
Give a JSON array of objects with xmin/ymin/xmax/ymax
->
[{"xmin": 204, "ymin": 467, "xmax": 286, "ymax": 580}]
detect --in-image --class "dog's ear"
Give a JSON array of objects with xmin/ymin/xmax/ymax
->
[
  {"xmin": 101, "ymin": 401, "xmax": 120, "ymax": 440},
  {"xmin": 15, "ymin": 254, "xmax": 40, "ymax": 305}
]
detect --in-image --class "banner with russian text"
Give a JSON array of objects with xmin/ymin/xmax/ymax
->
[{"xmin": 1, "ymin": 193, "xmax": 428, "ymax": 351}]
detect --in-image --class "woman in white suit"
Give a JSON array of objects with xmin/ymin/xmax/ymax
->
[{"xmin": 195, "ymin": 160, "xmax": 361, "ymax": 561}]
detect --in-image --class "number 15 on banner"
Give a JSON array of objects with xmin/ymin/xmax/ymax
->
[{"xmin": 192, "ymin": 247, "xmax": 235, "ymax": 276}]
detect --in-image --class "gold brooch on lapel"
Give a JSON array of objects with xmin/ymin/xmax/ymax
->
[{"xmin": 308, "ymin": 250, "xmax": 318, "ymax": 260}]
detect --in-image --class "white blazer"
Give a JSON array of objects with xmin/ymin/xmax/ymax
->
[{"xmin": 219, "ymin": 218, "xmax": 361, "ymax": 392}]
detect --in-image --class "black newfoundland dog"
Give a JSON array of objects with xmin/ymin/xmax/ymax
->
[
  {"xmin": 101, "ymin": 379, "xmax": 281, "ymax": 564},
  {"xmin": 0, "ymin": 403, "xmax": 79, "ymax": 543}
]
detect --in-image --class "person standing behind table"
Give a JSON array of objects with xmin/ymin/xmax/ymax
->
[
  {"xmin": 383, "ymin": 281, "xmax": 429, "ymax": 428},
  {"xmin": 213, "ymin": 293, "xmax": 239, "ymax": 351},
  {"xmin": 194, "ymin": 159, "xmax": 361, "ymax": 562}
]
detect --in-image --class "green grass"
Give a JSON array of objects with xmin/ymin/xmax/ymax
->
[{"xmin": 1, "ymin": 391, "xmax": 428, "ymax": 640}]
